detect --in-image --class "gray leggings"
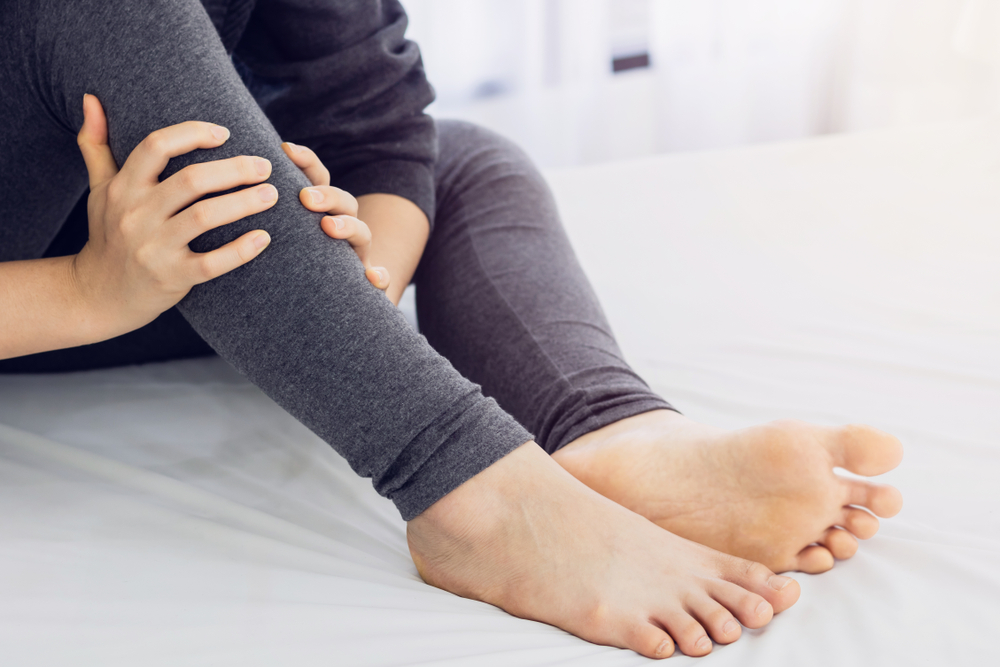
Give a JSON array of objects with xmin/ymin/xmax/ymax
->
[{"xmin": 0, "ymin": 0, "xmax": 671, "ymax": 519}]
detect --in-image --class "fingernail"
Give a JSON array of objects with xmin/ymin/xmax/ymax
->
[
  {"xmin": 655, "ymin": 639, "xmax": 671, "ymax": 657},
  {"xmin": 755, "ymin": 600, "xmax": 771, "ymax": 617},
  {"xmin": 258, "ymin": 185, "xmax": 277, "ymax": 202},
  {"xmin": 254, "ymin": 158, "xmax": 271, "ymax": 176},
  {"xmin": 768, "ymin": 575, "xmax": 791, "ymax": 590},
  {"xmin": 373, "ymin": 268, "xmax": 386, "ymax": 285},
  {"xmin": 253, "ymin": 231, "xmax": 270, "ymax": 250},
  {"xmin": 696, "ymin": 636, "xmax": 712, "ymax": 652},
  {"xmin": 306, "ymin": 188, "xmax": 323, "ymax": 205},
  {"xmin": 332, "ymin": 216, "xmax": 345, "ymax": 231},
  {"xmin": 287, "ymin": 142, "xmax": 303, "ymax": 153},
  {"xmin": 211, "ymin": 125, "xmax": 230, "ymax": 142},
  {"xmin": 722, "ymin": 620, "xmax": 739, "ymax": 636}
]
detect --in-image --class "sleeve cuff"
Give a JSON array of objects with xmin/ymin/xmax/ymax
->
[{"xmin": 327, "ymin": 158, "xmax": 437, "ymax": 229}]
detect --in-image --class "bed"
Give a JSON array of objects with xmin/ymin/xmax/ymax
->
[{"xmin": 2, "ymin": 117, "xmax": 998, "ymax": 665}]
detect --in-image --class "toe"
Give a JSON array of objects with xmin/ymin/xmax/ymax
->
[
  {"xmin": 841, "ymin": 506, "xmax": 880, "ymax": 539},
  {"xmin": 826, "ymin": 424, "xmax": 903, "ymax": 476},
  {"xmin": 717, "ymin": 557, "xmax": 800, "ymax": 616},
  {"xmin": 709, "ymin": 580, "xmax": 773, "ymax": 629},
  {"xmin": 794, "ymin": 544, "xmax": 835, "ymax": 573},
  {"xmin": 820, "ymin": 527, "xmax": 858, "ymax": 560},
  {"xmin": 622, "ymin": 622, "xmax": 674, "ymax": 660},
  {"xmin": 847, "ymin": 480, "xmax": 904, "ymax": 518},
  {"xmin": 657, "ymin": 611, "xmax": 713, "ymax": 656},
  {"xmin": 689, "ymin": 597, "xmax": 742, "ymax": 645}
]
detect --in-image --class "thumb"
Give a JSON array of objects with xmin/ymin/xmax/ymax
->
[{"xmin": 77, "ymin": 94, "xmax": 119, "ymax": 188}]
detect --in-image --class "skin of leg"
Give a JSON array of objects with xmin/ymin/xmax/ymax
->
[
  {"xmin": 0, "ymin": 0, "xmax": 798, "ymax": 654},
  {"xmin": 415, "ymin": 121, "xmax": 904, "ymax": 574},
  {"xmin": 408, "ymin": 441, "xmax": 802, "ymax": 659}
]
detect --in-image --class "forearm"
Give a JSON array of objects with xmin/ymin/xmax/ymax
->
[
  {"xmin": 357, "ymin": 193, "xmax": 430, "ymax": 306},
  {"xmin": 0, "ymin": 256, "xmax": 107, "ymax": 360}
]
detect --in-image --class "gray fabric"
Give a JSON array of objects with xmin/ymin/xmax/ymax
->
[
  {"xmin": 0, "ymin": 0, "xmax": 672, "ymax": 514},
  {"xmin": 0, "ymin": 0, "xmax": 530, "ymax": 520},
  {"xmin": 417, "ymin": 121, "xmax": 674, "ymax": 452},
  {"xmin": 232, "ymin": 0, "xmax": 439, "ymax": 222}
]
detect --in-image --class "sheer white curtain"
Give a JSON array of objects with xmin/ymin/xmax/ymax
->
[{"xmin": 402, "ymin": 0, "xmax": 1000, "ymax": 167}]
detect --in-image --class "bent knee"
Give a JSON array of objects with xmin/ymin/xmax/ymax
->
[{"xmin": 434, "ymin": 119, "xmax": 549, "ymax": 207}]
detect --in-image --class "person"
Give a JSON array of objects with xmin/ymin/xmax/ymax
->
[{"xmin": 0, "ymin": 0, "xmax": 903, "ymax": 659}]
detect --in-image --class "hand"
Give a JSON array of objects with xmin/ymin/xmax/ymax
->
[
  {"xmin": 73, "ymin": 94, "xmax": 275, "ymax": 338},
  {"xmin": 281, "ymin": 141, "xmax": 390, "ymax": 291}
]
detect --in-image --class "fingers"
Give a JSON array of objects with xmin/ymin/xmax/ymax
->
[
  {"xmin": 320, "ymin": 215, "xmax": 389, "ymax": 291},
  {"xmin": 282, "ymin": 141, "xmax": 330, "ymax": 186},
  {"xmin": 172, "ymin": 183, "xmax": 278, "ymax": 245},
  {"xmin": 123, "ymin": 121, "xmax": 232, "ymax": 185},
  {"xmin": 281, "ymin": 142, "xmax": 380, "ymax": 289},
  {"xmin": 77, "ymin": 94, "xmax": 119, "ymax": 188},
  {"xmin": 187, "ymin": 229, "xmax": 271, "ymax": 284},
  {"xmin": 158, "ymin": 155, "xmax": 273, "ymax": 216},
  {"xmin": 299, "ymin": 184, "xmax": 358, "ymax": 218}
]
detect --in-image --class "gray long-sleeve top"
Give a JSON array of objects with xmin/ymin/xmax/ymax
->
[{"xmin": 203, "ymin": 0, "xmax": 437, "ymax": 222}]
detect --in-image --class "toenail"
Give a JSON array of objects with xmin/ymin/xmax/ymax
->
[
  {"xmin": 696, "ymin": 636, "xmax": 712, "ymax": 652},
  {"xmin": 655, "ymin": 639, "xmax": 672, "ymax": 657},
  {"xmin": 756, "ymin": 600, "xmax": 771, "ymax": 617},
  {"xmin": 723, "ymin": 620, "xmax": 739, "ymax": 635},
  {"xmin": 768, "ymin": 575, "xmax": 791, "ymax": 590}
]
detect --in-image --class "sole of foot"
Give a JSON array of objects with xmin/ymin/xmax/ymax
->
[
  {"xmin": 407, "ymin": 442, "xmax": 800, "ymax": 659},
  {"xmin": 552, "ymin": 410, "xmax": 904, "ymax": 574}
]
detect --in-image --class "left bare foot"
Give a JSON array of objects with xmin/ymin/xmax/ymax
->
[{"xmin": 551, "ymin": 410, "xmax": 903, "ymax": 574}]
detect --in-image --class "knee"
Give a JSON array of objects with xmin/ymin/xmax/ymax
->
[{"xmin": 434, "ymin": 120, "xmax": 542, "ymax": 190}]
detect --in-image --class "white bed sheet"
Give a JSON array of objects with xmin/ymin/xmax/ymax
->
[{"xmin": 2, "ymin": 118, "xmax": 999, "ymax": 665}]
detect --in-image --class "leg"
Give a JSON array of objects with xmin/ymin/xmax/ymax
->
[
  {"xmin": 0, "ymin": 0, "xmax": 530, "ymax": 519},
  {"xmin": 1, "ymin": 2, "xmax": 802, "ymax": 656},
  {"xmin": 416, "ymin": 121, "xmax": 904, "ymax": 574},
  {"xmin": 417, "ymin": 120, "xmax": 673, "ymax": 453}
]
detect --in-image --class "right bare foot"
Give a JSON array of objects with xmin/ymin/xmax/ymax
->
[{"xmin": 407, "ymin": 442, "xmax": 800, "ymax": 659}]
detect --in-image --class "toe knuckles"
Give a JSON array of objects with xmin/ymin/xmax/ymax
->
[
  {"xmin": 704, "ymin": 608, "xmax": 737, "ymax": 638},
  {"xmin": 672, "ymin": 620, "xmax": 709, "ymax": 652},
  {"xmin": 732, "ymin": 558, "xmax": 772, "ymax": 584}
]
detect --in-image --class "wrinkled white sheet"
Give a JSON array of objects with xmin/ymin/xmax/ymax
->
[{"xmin": 2, "ymin": 118, "xmax": 999, "ymax": 665}]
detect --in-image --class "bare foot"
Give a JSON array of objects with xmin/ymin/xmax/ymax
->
[
  {"xmin": 408, "ymin": 442, "xmax": 800, "ymax": 659},
  {"xmin": 551, "ymin": 410, "xmax": 904, "ymax": 574}
]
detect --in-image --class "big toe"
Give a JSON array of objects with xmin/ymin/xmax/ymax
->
[{"xmin": 827, "ymin": 424, "xmax": 903, "ymax": 476}]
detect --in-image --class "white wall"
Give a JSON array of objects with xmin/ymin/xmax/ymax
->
[{"xmin": 402, "ymin": 0, "xmax": 1000, "ymax": 168}]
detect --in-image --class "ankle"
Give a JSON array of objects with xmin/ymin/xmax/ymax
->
[
  {"xmin": 406, "ymin": 441, "xmax": 560, "ymax": 597},
  {"xmin": 556, "ymin": 409, "xmax": 690, "ymax": 458}
]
